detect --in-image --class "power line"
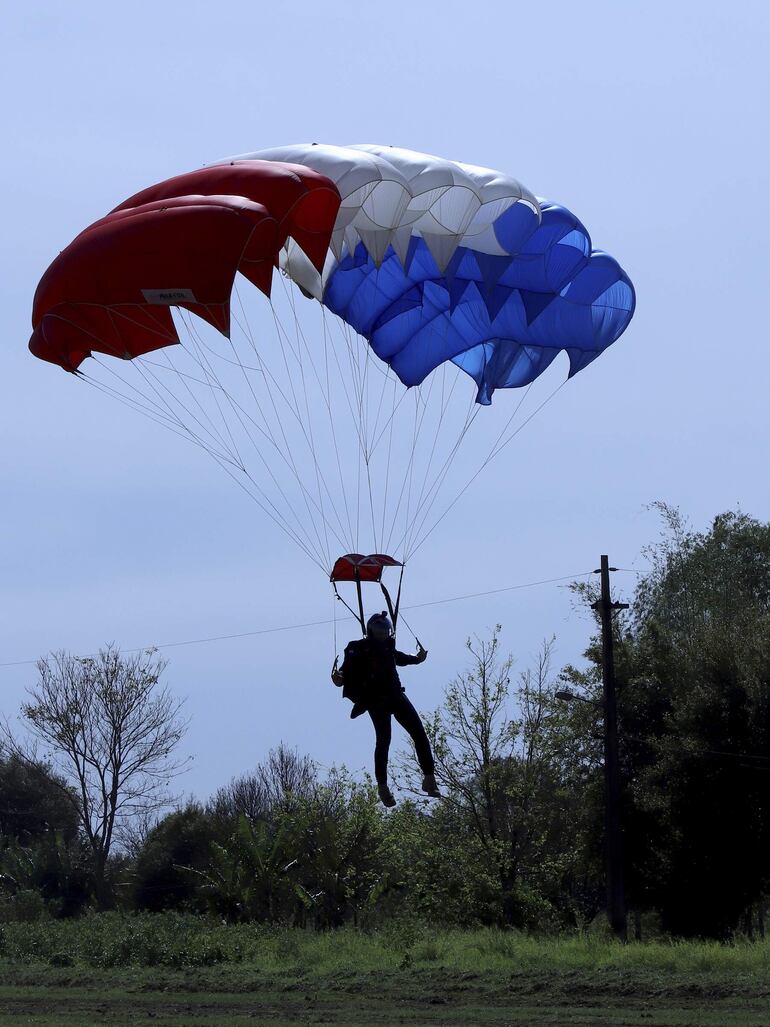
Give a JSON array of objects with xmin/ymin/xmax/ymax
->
[
  {"xmin": 405, "ymin": 572, "xmax": 594, "ymax": 610},
  {"xmin": 0, "ymin": 569, "xmax": 601, "ymax": 670}
]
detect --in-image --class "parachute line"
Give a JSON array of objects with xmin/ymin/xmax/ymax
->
[
  {"xmin": 407, "ymin": 378, "xmax": 567, "ymax": 559},
  {"xmin": 79, "ymin": 268, "xmax": 576, "ymax": 576}
]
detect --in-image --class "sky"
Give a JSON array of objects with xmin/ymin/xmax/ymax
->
[{"xmin": 2, "ymin": 0, "xmax": 769, "ymax": 801}]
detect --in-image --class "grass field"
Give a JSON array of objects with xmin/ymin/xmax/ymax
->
[{"xmin": 1, "ymin": 916, "xmax": 769, "ymax": 1025}]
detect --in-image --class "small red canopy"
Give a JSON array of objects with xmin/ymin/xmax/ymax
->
[{"xmin": 330, "ymin": 554, "xmax": 402, "ymax": 583}]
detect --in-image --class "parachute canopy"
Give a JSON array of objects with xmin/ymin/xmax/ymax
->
[
  {"xmin": 29, "ymin": 144, "xmax": 636, "ymax": 575},
  {"xmin": 31, "ymin": 144, "xmax": 634, "ymax": 404}
]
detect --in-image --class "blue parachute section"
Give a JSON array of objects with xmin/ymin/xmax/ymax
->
[{"xmin": 322, "ymin": 201, "xmax": 635, "ymax": 404}]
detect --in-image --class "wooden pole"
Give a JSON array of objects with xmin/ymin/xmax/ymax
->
[{"xmin": 592, "ymin": 555, "xmax": 629, "ymax": 942}]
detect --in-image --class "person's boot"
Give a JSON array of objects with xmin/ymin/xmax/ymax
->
[
  {"xmin": 378, "ymin": 783, "xmax": 397, "ymax": 807},
  {"xmin": 421, "ymin": 772, "xmax": 441, "ymax": 798},
  {"xmin": 350, "ymin": 702, "xmax": 367, "ymax": 719}
]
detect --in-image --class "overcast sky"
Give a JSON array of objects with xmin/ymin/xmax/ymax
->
[{"xmin": 2, "ymin": 1, "xmax": 768, "ymax": 800}]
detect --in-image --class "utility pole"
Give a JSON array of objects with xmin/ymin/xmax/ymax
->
[{"xmin": 592, "ymin": 555, "xmax": 629, "ymax": 942}]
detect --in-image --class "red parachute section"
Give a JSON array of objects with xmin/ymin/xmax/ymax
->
[
  {"xmin": 330, "ymin": 554, "xmax": 403, "ymax": 583},
  {"xmin": 29, "ymin": 162, "xmax": 341, "ymax": 372}
]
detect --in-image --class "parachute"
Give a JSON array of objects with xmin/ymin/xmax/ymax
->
[{"xmin": 29, "ymin": 145, "xmax": 635, "ymax": 631}]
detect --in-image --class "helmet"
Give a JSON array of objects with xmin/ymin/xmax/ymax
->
[{"xmin": 366, "ymin": 611, "xmax": 393, "ymax": 640}]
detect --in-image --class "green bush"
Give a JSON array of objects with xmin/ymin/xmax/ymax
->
[
  {"xmin": 132, "ymin": 804, "xmax": 218, "ymax": 913},
  {"xmin": 0, "ymin": 912, "xmax": 266, "ymax": 967},
  {"xmin": 0, "ymin": 889, "xmax": 48, "ymax": 923}
]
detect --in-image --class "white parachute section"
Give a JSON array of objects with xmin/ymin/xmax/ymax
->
[{"xmin": 225, "ymin": 144, "xmax": 540, "ymax": 299}]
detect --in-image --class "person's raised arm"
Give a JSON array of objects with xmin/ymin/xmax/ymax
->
[{"xmin": 395, "ymin": 642, "xmax": 428, "ymax": 666}]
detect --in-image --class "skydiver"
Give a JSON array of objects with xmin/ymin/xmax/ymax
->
[{"xmin": 332, "ymin": 611, "xmax": 441, "ymax": 807}]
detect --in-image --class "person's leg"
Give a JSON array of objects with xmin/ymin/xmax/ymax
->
[
  {"xmin": 367, "ymin": 705, "xmax": 393, "ymax": 789},
  {"xmin": 392, "ymin": 693, "xmax": 435, "ymax": 776}
]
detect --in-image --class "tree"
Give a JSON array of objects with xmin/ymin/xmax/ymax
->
[
  {"xmin": 208, "ymin": 743, "xmax": 317, "ymax": 827},
  {"xmin": 563, "ymin": 506, "xmax": 770, "ymax": 938},
  {"xmin": 131, "ymin": 802, "xmax": 218, "ymax": 912},
  {"xmin": 0, "ymin": 830, "xmax": 92, "ymax": 919},
  {"xmin": 192, "ymin": 814, "xmax": 306, "ymax": 923},
  {"xmin": 288, "ymin": 770, "xmax": 385, "ymax": 928},
  {"xmin": 627, "ymin": 507, "xmax": 770, "ymax": 937},
  {"xmin": 2, "ymin": 646, "xmax": 189, "ymax": 908},
  {"xmin": 399, "ymin": 629, "xmax": 578, "ymax": 927},
  {"xmin": 0, "ymin": 752, "xmax": 80, "ymax": 844},
  {"xmin": 382, "ymin": 799, "xmax": 500, "ymax": 927}
]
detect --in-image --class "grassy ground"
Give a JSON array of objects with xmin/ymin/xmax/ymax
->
[{"xmin": 1, "ymin": 917, "xmax": 769, "ymax": 1025}]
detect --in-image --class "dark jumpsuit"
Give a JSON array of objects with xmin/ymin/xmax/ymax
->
[{"xmin": 340, "ymin": 637, "xmax": 435, "ymax": 789}]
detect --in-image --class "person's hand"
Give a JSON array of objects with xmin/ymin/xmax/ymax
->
[
  {"xmin": 415, "ymin": 643, "xmax": 428, "ymax": 663},
  {"xmin": 331, "ymin": 659, "xmax": 344, "ymax": 686}
]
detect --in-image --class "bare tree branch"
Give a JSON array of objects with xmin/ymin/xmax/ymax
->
[{"xmin": 1, "ymin": 645, "xmax": 189, "ymax": 907}]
